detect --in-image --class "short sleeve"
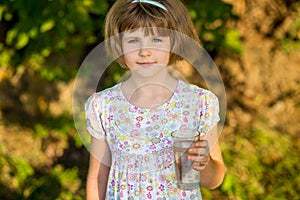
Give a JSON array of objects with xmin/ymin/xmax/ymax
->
[
  {"xmin": 198, "ymin": 91, "xmax": 220, "ymax": 134},
  {"xmin": 85, "ymin": 93, "xmax": 106, "ymax": 140}
]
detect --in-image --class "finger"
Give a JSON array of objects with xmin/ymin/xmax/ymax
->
[
  {"xmin": 199, "ymin": 154, "xmax": 210, "ymax": 165},
  {"xmin": 198, "ymin": 140, "xmax": 210, "ymax": 156},
  {"xmin": 194, "ymin": 140, "xmax": 209, "ymax": 148},
  {"xmin": 188, "ymin": 147, "xmax": 209, "ymax": 156},
  {"xmin": 187, "ymin": 155, "xmax": 200, "ymax": 162},
  {"xmin": 192, "ymin": 164, "xmax": 206, "ymax": 171},
  {"xmin": 188, "ymin": 154, "xmax": 209, "ymax": 164},
  {"xmin": 191, "ymin": 155, "xmax": 210, "ymax": 171},
  {"xmin": 188, "ymin": 148, "xmax": 200, "ymax": 155},
  {"xmin": 189, "ymin": 142, "xmax": 209, "ymax": 155}
]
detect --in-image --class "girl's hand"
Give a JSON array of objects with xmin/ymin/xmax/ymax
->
[{"xmin": 187, "ymin": 139, "xmax": 210, "ymax": 171}]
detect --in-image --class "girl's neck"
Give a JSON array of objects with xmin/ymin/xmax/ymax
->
[
  {"xmin": 129, "ymin": 69, "xmax": 173, "ymax": 90},
  {"xmin": 121, "ymin": 70, "xmax": 178, "ymax": 108}
]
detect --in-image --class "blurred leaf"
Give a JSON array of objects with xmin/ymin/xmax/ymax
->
[
  {"xmin": 281, "ymin": 5, "xmax": 300, "ymax": 52},
  {"xmin": 0, "ymin": 5, "xmax": 5, "ymax": 21},
  {"xmin": 16, "ymin": 33, "xmax": 30, "ymax": 49},
  {"xmin": 6, "ymin": 29, "xmax": 18, "ymax": 45},
  {"xmin": 34, "ymin": 124, "xmax": 49, "ymax": 139},
  {"xmin": 223, "ymin": 29, "xmax": 244, "ymax": 53},
  {"xmin": 11, "ymin": 157, "xmax": 34, "ymax": 187},
  {"xmin": 40, "ymin": 19, "xmax": 55, "ymax": 33}
]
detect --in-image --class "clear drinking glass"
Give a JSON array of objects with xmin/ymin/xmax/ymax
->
[{"xmin": 171, "ymin": 129, "xmax": 200, "ymax": 190}]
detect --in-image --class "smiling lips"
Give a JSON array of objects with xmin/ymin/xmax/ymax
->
[{"xmin": 137, "ymin": 62, "xmax": 157, "ymax": 67}]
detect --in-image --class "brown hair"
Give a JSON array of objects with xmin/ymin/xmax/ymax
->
[{"xmin": 104, "ymin": 0, "xmax": 200, "ymax": 67}]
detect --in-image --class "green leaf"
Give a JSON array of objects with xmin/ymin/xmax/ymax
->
[
  {"xmin": 29, "ymin": 27, "xmax": 38, "ymax": 38},
  {"xmin": 221, "ymin": 173, "xmax": 235, "ymax": 193},
  {"xmin": 34, "ymin": 124, "xmax": 49, "ymax": 139},
  {"xmin": 0, "ymin": 5, "xmax": 5, "ymax": 21},
  {"xmin": 4, "ymin": 12, "xmax": 13, "ymax": 21},
  {"xmin": 13, "ymin": 158, "xmax": 34, "ymax": 184},
  {"xmin": 223, "ymin": 29, "xmax": 244, "ymax": 53},
  {"xmin": 40, "ymin": 19, "xmax": 55, "ymax": 33},
  {"xmin": 6, "ymin": 29, "xmax": 18, "ymax": 45},
  {"xmin": 16, "ymin": 33, "xmax": 29, "ymax": 49}
]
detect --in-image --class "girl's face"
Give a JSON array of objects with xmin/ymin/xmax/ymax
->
[{"xmin": 121, "ymin": 29, "xmax": 171, "ymax": 77}]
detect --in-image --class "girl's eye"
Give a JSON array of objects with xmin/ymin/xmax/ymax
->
[
  {"xmin": 153, "ymin": 38, "xmax": 162, "ymax": 43},
  {"xmin": 128, "ymin": 39, "xmax": 139, "ymax": 44}
]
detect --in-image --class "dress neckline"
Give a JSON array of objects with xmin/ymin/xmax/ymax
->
[{"xmin": 117, "ymin": 79, "xmax": 181, "ymax": 110}]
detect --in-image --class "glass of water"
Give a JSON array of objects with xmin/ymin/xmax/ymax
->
[{"xmin": 171, "ymin": 129, "xmax": 200, "ymax": 190}]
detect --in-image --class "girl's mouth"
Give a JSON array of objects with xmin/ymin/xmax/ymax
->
[{"xmin": 137, "ymin": 62, "xmax": 157, "ymax": 67}]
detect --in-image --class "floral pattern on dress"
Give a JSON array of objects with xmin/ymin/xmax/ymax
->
[{"xmin": 85, "ymin": 79, "xmax": 219, "ymax": 199}]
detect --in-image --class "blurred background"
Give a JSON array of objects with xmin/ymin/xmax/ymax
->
[{"xmin": 0, "ymin": 0, "xmax": 299, "ymax": 199}]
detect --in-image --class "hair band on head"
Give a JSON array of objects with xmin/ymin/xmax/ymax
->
[{"xmin": 132, "ymin": 0, "xmax": 168, "ymax": 11}]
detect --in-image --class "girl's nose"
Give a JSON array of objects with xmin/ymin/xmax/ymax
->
[
  {"xmin": 139, "ymin": 47, "xmax": 152, "ymax": 56},
  {"xmin": 138, "ymin": 42, "xmax": 152, "ymax": 56}
]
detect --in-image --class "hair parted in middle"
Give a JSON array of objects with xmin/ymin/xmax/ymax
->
[{"xmin": 104, "ymin": 0, "xmax": 201, "ymax": 68}]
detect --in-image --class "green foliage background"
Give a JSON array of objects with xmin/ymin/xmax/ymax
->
[{"xmin": 0, "ymin": 0, "xmax": 299, "ymax": 199}]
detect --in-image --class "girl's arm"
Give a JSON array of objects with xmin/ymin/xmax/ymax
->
[
  {"xmin": 86, "ymin": 138, "xmax": 111, "ymax": 200},
  {"xmin": 189, "ymin": 125, "xmax": 226, "ymax": 189},
  {"xmin": 199, "ymin": 139, "xmax": 226, "ymax": 189}
]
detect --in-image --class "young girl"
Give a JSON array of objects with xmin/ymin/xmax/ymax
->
[{"xmin": 85, "ymin": 0, "xmax": 226, "ymax": 199}]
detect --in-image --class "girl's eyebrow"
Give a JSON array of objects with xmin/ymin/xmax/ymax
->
[
  {"xmin": 122, "ymin": 34, "xmax": 168, "ymax": 40},
  {"xmin": 122, "ymin": 36, "xmax": 139, "ymax": 40}
]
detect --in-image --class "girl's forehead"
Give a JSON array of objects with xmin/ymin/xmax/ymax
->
[
  {"xmin": 123, "ymin": 29, "xmax": 145, "ymax": 37},
  {"xmin": 122, "ymin": 28, "xmax": 169, "ymax": 38}
]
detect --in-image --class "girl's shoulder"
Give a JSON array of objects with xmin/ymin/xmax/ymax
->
[
  {"xmin": 178, "ymin": 79, "xmax": 214, "ymax": 97},
  {"xmin": 86, "ymin": 82, "xmax": 122, "ymax": 103}
]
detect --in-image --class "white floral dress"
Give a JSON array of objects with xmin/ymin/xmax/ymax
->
[{"xmin": 85, "ymin": 79, "xmax": 219, "ymax": 199}]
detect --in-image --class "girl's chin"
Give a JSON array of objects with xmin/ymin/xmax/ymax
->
[
  {"xmin": 130, "ymin": 66, "xmax": 166, "ymax": 78},
  {"xmin": 137, "ymin": 63, "xmax": 156, "ymax": 68},
  {"xmin": 131, "ymin": 64, "xmax": 166, "ymax": 71}
]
